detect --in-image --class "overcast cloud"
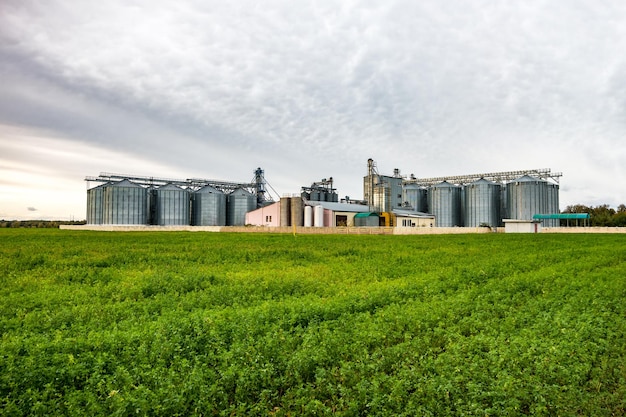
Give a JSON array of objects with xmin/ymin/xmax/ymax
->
[{"xmin": 1, "ymin": 0, "xmax": 625, "ymax": 220}]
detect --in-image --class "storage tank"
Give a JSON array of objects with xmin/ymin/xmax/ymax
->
[
  {"xmin": 304, "ymin": 205, "xmax": 313, "ymax": 227},
  {"xmin": 192, "ymin": 185, "xmax": 226, "ymax": 226},
  {"xmin": 309, "ymin": 190, "xmax": 321, "ymax": 201},
  {"xmin": 102, "ymin": 179, "xmax": 148, "ymax": 225},
  {"xmin": 227, "ymin": 188, "xmax": 256, "ymax": 226},
  {"xmin": 545, "ymin": 182, "xmax": 560, "ymax": 227},
  {"xmin": 280, "ymin": 197, "xmax": 291, "ymax": 226},
  {"xmin": 464, "ymin": 178, "xmax": 501, "ymax": 228},
  {"xmin": 429, "ymin": 181, "xmax": 462, "ymax": 227},
  {"xmin": 507, "ymin": 175, "xmax": 547, "ymax": 221},
  {"xmin": 403, "ymin": 184, "xmax": 428, "ymax": 212},
  {"xmin": 290, "ymin": 196, "xmax": 304, "ymax": 227},
  {"xmin": 86, "ymin": 183, "xmax": 107, "ymax": 224},
  {"xmin": 314, "ymin": 205, "xmax": 325, "ymax": 227},
  {"xmin": 155, "ymin": 184, "xmax": 190, "ymax": 226}
]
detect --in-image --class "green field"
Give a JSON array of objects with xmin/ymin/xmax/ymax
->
[{"xmin": 1, "ymin": 230, "xmax": 625, "ymax": 416}]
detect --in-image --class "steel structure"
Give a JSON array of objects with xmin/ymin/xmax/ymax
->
[{"xmin": 405, "ymin": 168, "xmax": 563, "ymax": 187}]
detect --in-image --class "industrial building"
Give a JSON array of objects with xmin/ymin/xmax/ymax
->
[
  {"xmin": 364, "ymin": 159, "xmax": 562, "ymax": 228},
  {"xmin": 86, "ymin": 159, "xmax": 562, "ymax": 230},
  {"xmin": 85, "ymin": 169, "xmax": 270, "ymax": 226}
]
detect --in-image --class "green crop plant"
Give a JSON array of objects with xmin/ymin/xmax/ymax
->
[{"xmin": 0, "ymin": 229, "xmax": 624, "ymax": 416}]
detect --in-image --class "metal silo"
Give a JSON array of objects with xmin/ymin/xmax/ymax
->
[
  {"xmin": 429, "ymin": 181, "xmax": 462, "ymax": 227},
  {"xmin": 155, "ymin": 184, "xmax": 190, "ymax": 226},
  {"xmin": 545, "ymin": 182, "xmax": 560, "ymax": 227},
  {"xmin": 404, "ymin": 184, "xmax": 428, "ymax": 212},
  {"xmin": 102, "ymin": 179, "xmax": 148, "ymax": 225},
  {"xmin": 192, "ymin": 185, "xmax": 226, "ymax": 226},
  {"xmin": 86, "ymin": 183, "xmax": 107, "ymax": 224},
  {"xmin": 304, "ymin": 205, "xmax": 313, "ymax": 227},
  {"xmin": 310, "ymin": 190, "xmax": 321, "ymax": 201},
  {"xmin": 464, "ymin": 178, "xmax": 501, "ymax": 227},
  {"xmin": 227, "ymin": 188, "xmax": 256, "ymax": 226},
  {"xmin": 314, "ymin": 205, "xmax": 325, "ymax": 227},
  {"xmin": 507, "ymin": 175, "xmax": 547, "ymax": 221}
]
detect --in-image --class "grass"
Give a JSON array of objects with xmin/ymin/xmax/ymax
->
[{"xmin": 1, "ymin": 229, "xmax": 625, "ymax": 415}]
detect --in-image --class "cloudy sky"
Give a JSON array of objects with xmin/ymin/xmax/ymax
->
[{"xmin": 2, "ymin": 0, "xmax": 625, "ymax": 220}]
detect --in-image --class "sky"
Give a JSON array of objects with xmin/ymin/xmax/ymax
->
[{"xmin": 1, "ymin": 0, "xmax": 626, "ymax": 220}]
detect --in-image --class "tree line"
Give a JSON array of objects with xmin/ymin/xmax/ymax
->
[
  {"xmin": 0, "ymin": 220, "xmax": 86, "ymax": 228},
  {"xmin": 562, "ymin": 204, "xmax": 626, "ymax": 227}
]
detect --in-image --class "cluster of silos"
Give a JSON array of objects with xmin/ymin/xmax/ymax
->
[
  {"xmin": 279, "ymin": 196, "xmax": 304, "ymax": 226},
  {"xmin": 301, "ymin": 189, "xmax": 338, "ymax": 202},
  {"xmin": 280, "ymin": 196, "xmax": 324, "ymax": 227},
  {"xmin": 87, "ymin": 179, "xmax": 257, "ymax": 226},
  {"xmin": 404, "ymin": 175, "xmax": 559, "ymax": 228}
]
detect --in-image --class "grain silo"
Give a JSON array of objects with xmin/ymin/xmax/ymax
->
[
  {"xmin": 403, "ymin": 183, "xmax": 428, "ymax": 212},
  {"xmin": 545, "ymin": 181, "xmax": 560, "ymax": 227},
  {"xmin": 464, "ymin": 178, "xmax": 501, "ymax": 227},
  {"xmin": 86, "ymin": 182, "xmax": 107, "ymax": 225},
  {"xmin": 280, "ymin": 197, "xmax": 291, "ymax": 226},
  {"xmin": 314, "ymin": 205, "xmax": 325, "ymax": 227},
  {"xmin": 429, "ymin": 181, "xmax": 462, "ymax": 227},
  {"xmin": 290, "ymin": 196, "xmax": 304, "ymax": 227},
  {"xmin": 192, "ymin": 185, "xmax": 226, "ymax": 226},
  {"xmin": 102, "ymin": 179, "xmax": 148, "ymax": 225},
  {"xmin": 227, "ymin": 188, "xmax": 256, "ymax": 226},
  {"xmin": 507, "ymin": 175, "xmax": 547, "ymax": 221},
  {"xmin": 155, "ymin": 184, "xmax": 190, "ymax": 226},
  {"xmin": 304, "ymin": 205, "xmax": 313, "ymax": 227}
]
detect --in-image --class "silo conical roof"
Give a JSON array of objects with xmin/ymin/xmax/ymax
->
[
  {"xmin": 111, "ymin": 179, "xmax": 143, "ymax": 188},
  {"xmin": 195, "ymin": 185, "xmax": 223, "ymax": 194},
  {"xmin": 158, "ymin": 183, "xmax": 185, "ymax": 191}
]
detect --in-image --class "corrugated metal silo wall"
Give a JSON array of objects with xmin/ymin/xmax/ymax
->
[
  {"xmin": 500, "ymin": 185, "xmax": 508, "ymax": 222},
  {"xmin": 403, "ymin": 185, "xmax": 423, "ymax": 212},
  {"xmin": 192, "ymin": 191, "xmax": 226, "ymax": 226},
  {"xmin": 546, "ymin": 182, "xmax": 560, "ymax": 227},
  {"xmin": 464, "ymin": 180, "xmax": 501, "ymax": 227},
  {"xmin": 86, "ymin": 185, "xmax": 104, "ymax": 225},
  {"xmin": 102, "ymin": 183, "xmax": 148, "ymax": 225},
  {"xmin": 507, "ymin": 177, "xmax": 547, "ymax": 221},
  {"xmin": 429, "ymin": 183, "xmax": 462, "ymax": 227},
  {"xmin": 156, "ymin": 188, "xmax": 190, "ymax": 225},
  {"xmin": 226, "ymin": 192, "xmax": 256, "ymax": 226}
]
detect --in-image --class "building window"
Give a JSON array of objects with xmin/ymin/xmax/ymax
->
[{"xmin": 265, "ymin": 215, "xmax": 272, "ymax": 222}]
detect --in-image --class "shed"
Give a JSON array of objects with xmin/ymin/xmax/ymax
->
[
  {"xmin": 354, "ymin": 212, "xmax": 380, "ymax": 227},
  {"xmin": 532, "ymin": 213, "xmax": 590, "ymax": 227},
  {"xmin": 393, "ymin": 209, "xmax": 435, "ymax": 228},
  {"xmin": 503, "ymin": 219, "xmax": 542, "ymax": 233}
]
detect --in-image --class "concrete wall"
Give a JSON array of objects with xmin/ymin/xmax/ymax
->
[{"xmin": 61, "ymin": 225, "xmax": 626, "ymax": 234}]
